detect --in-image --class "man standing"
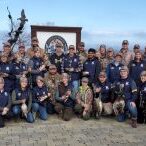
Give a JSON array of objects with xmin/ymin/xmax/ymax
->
[
  {"xmin": 27, "ymin": 37, "xmax": 44, "ymax": 58},
  {"xmin": 83, "ymin": 48, "xmax": 101, "ymax": 86},
  {"xmin": 120, "ymin": 40, "xmax": 133, "ymax": 66},
  {"xmin": 62, "ymin": 45, "xmax": 82, "ymax": 94},
  {"xmin": 50, "ymin": 43, "xmax": 65, "ymax": 74},
  {"xmin": 77, "ymin": 42, "xmax": 87, "ymax": 63}
]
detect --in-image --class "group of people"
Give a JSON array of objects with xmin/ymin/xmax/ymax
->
[{"xmin": 0, "ymin": 37, "xmax": 146, "ymax": 129}]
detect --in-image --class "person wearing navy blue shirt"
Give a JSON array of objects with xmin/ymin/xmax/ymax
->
[
  {"xmin": 83, "ymin": 48, "xmax": 101, "ymax": 86},
  {"xmin": 93, "ymin": 72, "xmax": 113, "ymax": 119},
  {"xmin": 54, "ymin": 73, "xmax": 74, "ymax": 121},
  {"xmin": 0, "ymin": 77, "xmax": 11, "ymax": 128},
  {"xmin": 137, "ymin": 71, "xmax": 146, "ymax": 124},
  {"xmin": 28, "ymin": 49, "xmax": 46, "ymax": 87},
  {"xmin": 12, "ymin": 77, "xmax": 34, "ymax": 123},
  {"xmin": 13, "ymin": 52, "xmax": 29, "ymax": 88},
  {"xmin": 128, "ymin": 51, "xmax": 146, "ymax": 88},
  {"xmin": 113, "ymin": 66, "xmax": 138, "ymax": 128},
  {"xmin": 32, "ymin": 76, "xmax": 51, "ymax": 121},
  {"xmin": 106, "ymin": 53, "xmax": 124, "ymax": 84},
  {"xmin": 0, "ymin": 53, "xmax": 15, "ymax": 94},
  {"xmin": 50, "ymin": 43, "xmax": 65, "ymax": 74},
  {"xmin": 62, "ymin": 45, "xmax": 82, "ymax": 94}
]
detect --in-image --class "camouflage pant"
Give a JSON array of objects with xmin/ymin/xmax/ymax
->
[
  {"xmin": 93, "ymin": 98, "xmax": 113, "ymax": 116},
  {"xmin": 113, "ymin": 99, "xmax": 125, "ymax": 116},
  {"xmin": 74, "ymin": 104, "xmax": 92, "ymax": 120},
  {"xmin": 54, "ymin": 103, "xmax": 73, "ymax": 121}
]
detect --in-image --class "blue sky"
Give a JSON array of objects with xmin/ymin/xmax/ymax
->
[{"xmin": 1, "ymin": 0, "xmax": 146, "ymax": 50}]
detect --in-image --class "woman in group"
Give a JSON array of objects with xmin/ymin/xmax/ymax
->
[
  {"xmin": 74, "ymin": 77, "xmax": 93, "ymax": 120},
  {"xmin": 137, "ymin": 71, "xmax": 146, "ymax": 124},
  {"xmin": 32, "ymin": 76, "xmax": 51, "ymax": 121},
  {"xmin": 12, "ymin": 77, "xmax": 34, "ymax": 123},
  {"xmin": 54, "ymin": 73, "xmax": 74, "ymax": 121},
  {"xmin": 0, "ymin": 77, "xmax": 11, "ymax": 128},
  {"xmin": 93, "ymin": 72, "xmax": 113, "ymax": 119}
]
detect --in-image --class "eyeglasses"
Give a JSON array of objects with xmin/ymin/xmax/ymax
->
[{"xmin": 49, "ymin": 68, "xmax": 56, "ymax": 70}]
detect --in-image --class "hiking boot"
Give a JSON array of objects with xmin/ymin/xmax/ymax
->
[{"xmin": 131, "ymin": 119, "xmax": 137, "ymax": 128}]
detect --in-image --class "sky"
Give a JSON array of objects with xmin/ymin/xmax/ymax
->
[{"xmin": 0, "ymin": 0, "xmax": 146, "ymax": 50}]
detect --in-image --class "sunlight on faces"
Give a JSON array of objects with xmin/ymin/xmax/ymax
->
[
  {"xmin": 34, "ymin": 50, "xmax": 41, "ymax": 57},
  {"xmin": 99, "ymin": 75, "xmax": 106, "ymax": 83},
  {"xmin": 88, "ymin": 52, "xmax": 95, "ymax": 59},
  {"xmin": 0, "ymin": 55, "xmax": 8, "ymax": 63},
  {"xmin": 135, "ymin": 52, "xmax": 142, "ymax": 60},
  {"xmin": 20, "ymin": 78, "xmax": 28, "ymax": 88},
  {"xmin": 36, "ymin": 79, "xmax": 44, "ymax": 88},
  {"xmin": 120, "ymin": 70, "xmax": 128, "ymax": 79},
  {"xmin": 115, "ymin": 55, "xmax": 122, "ymax": 62}
]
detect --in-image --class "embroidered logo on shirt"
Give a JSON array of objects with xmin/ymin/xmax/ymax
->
[
  {"xmin": 125, "ymin": 82, "xmax": 129, "ymax": 86},
  {"xmin": 74, "ymin": 58, "xmax": 77, "ymax": 62},
  {"xmin": 92, "ymin": 61, "xmax": 94, "ymax": 65},
  {"xmin": 140, "ymin": 64, "xmax": 144, "ymax": 67},
  {"xmin": 4, "ymin": 92, "xmax": 8, "ymax": 96},
  {"xmin": 132, "ymin": 64, "xmax": 136, "ymax": 67},
  {"xmin": 18, "ymin": 93, "xmax": 21, "ymax": 96},
  {"xmin": 6, "ymin": 66, "xmax": 10, "ymax": 71},
  {"xmin": 105, "ymin": 86, "xmax": 109, "ymax": 90}
]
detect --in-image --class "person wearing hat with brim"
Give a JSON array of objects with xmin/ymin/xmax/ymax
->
[
  {"xmin": 133, "ymin": 44, "xmax": 140, "ymax": 54},
  {"xmin": 12, "ymin": 77, "xmax": 34, "ymax": 123},
  {"xmin": 98, "ymin": 44, "xmax": 108, "ymax": 71},
  {"xmin": 113, "ymin": 66, "xmax": 138, "ymax": 128},
  {"xmin": 50, "ymin": 43, "xmax": 65, "ymax": 74},
  {"xmin": 128, "ymin": 50, "xmax": 146, "ymax": 88},
  {"xmin": 137, "ymin": 71, "xmax": 146, "ymax": 123},
  {"xmin": 28, "ymin": 49, "xmax": 46, "ymax": 87},
  {"xmin": 77, "ymin": 42, "xmax": 87, "ymax": 64},
  {"xmin": 120, "ymin": 40, "xmax": 134, "ymax": 66},
  {"xmin": 74, "ymin": 77, "xmax": 93, "ymax": 120},
  {"xmin": 106, "ymin": 47, "xmax": 115, "ymax": 64},
  {"xmin": 2, "ymin": 42, "xmax": 14, "ymax": 62},
  {"xmin": 44, "ymin": 64, "xmax": 61, "ymax": 114},
  {"xmin": 83, "ymin": 48, "xmax": 101, "ymax": 86},
  {"xmin": 31, "ymin": 76, "xmax": 51, "ymax": 121},
  {"xmin": 62, "ymin": 45, "xmax": 82, "ymax": 95},
  {"xmin": 93, "ymin": 71, "xmax": 113, "ymax": 119},
  {"xmin": 54, "ymin": 73, "xmax": 74, "ymax": 121},
  {"xmin": 0, "ymin": 77, "xmax": 12, "ymax": 128},
  {"xmin": 0, "ymin": 52, "xmax": 15, "ymax": 93},
  {"xmin": 106, "ymin": 52, "xmax": 124, "ymax": 83},
  {"xmin": 16, "ymin": 43, "xmax": 30, "ymax": 64},
  {"xmin": 143, "ymin": 46, "xmax": 146, "ymax": 61},
  {"xmin": 27, "ymin": 36, "xmax": 44, "ymax": 58}
]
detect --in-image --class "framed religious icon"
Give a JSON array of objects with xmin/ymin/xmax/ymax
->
[{"xmin": 31, "ymin": 25, "xmax": 82, "ymax": 54}]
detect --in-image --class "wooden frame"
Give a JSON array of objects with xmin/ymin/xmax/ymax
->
[{"xmin": 31, "ymin": 25, "xmax": 82, "ymax": 52}]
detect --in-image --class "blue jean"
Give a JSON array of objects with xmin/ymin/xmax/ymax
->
[
  {"xmin": 72, "ymin": 80, "xmax": 79, "ymax": 97},
  {"xmin": 46, "ymin": 102, "xmax": 55, "ymax": 114},
  {"xmin": 32, "ymin": 103, "xmax": 48, "ymax": 120},
  {"xmin": 12, "ymin": 105, "xmax": 34, "ymax": 123},
  {"xmin": 126, "ymin": 101, "xmax": 137, "ymax": 119}
]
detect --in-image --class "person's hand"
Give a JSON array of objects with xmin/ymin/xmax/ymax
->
[
  {"xmin": 21, "ymin": 99, "xmax": 26, "ymax": 104},
  {"xmin": 66, "ymin": 91, "xmax": 71, "ymax": 96},
  {"xmin": 39, "ymin": 65, "xmax": 45, "ymax": 71},
  {"xmin": 96, "ymin": 88, "xmax": 101, "ymax": 93},
  {"xmin": 130, "ymin": 102, "xmax": 136, "ymax": 107},
  {"xmin": 48, "ymin": 93, "xmax": 51, "ymax": 97},
  {"xmin": 69, "ymin": 68, "xmax": 74, "ymax": 72},
  {"xmin": 2, "ymin": 107, "xmax": 9, "ymax": 115},
  {"xmin": 84, "ymin": 104, "xmax": 90, "ymax": 111}
]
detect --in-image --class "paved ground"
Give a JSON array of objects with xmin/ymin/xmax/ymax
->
[{"xmin": 0, "ymin": 115, "xmax": 146, "ymax": 146}]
